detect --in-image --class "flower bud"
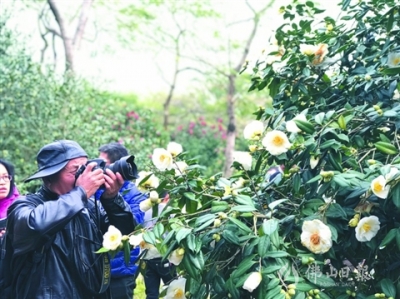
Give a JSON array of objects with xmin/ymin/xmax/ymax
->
[
  {"xmin": 218, "ymin": 212, "xmax": 228, "ymax": 219},
  {"xmin": 287, "ymin": 284, "xmax": 296, "ymax": 290},
  {"xmin": 249, "ymin": 145, "xmax": 258, "ymax": 153},
  {"xmin": 288, "ymin": 289, "xmax": 296, "ymax": 296},
  {"xmin": 348, "ymin": 217, "xmax": 359, "ymax": 227},
  {"xmin": 214, "ymin": 219, "xmax": 222, "ymax": 228},
  {"xmin": 367, "ymin": 159, "xmax": 376, "ymax": 165},
  {"xmin": 310, "ymin": 156, "xmax": 319, "ymax": 169},
  {"xmin": 212, "ymin": 233, "xmax": 221, "ymax": 242}
]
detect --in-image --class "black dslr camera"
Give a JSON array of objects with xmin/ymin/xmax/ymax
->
[{"xmin": 75, "ymin": 155, "xmax": 139, "ymax": 181}]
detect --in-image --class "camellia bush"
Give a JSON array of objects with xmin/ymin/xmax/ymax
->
[{"xmin": 98, "ymin": 0, "xmax": 400, "ymax": 299}]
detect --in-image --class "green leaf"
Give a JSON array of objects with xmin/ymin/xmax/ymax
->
[
  {"xmin": 379, "ymin": 228, "xmax": 397, "ymax": 249},
  {"xmin": 264, "ymin": 251, "xmax": 289, "ymax": 258},
  {"xmin": 188, "ymin": 251, "xmax": 203, "ymax": 270},
  {"xmin": 382, "ymin": 67, "xmax": 400, "ymax": 75},
  {"xmin": 266, "ymin": 285, "xmax": 284, "ymax": 299},
  {"xmin": 295, "ymin": 282, "xmax": 315, "ymax": 292},
  {"xmin": 326, "ymin": 203, "xmax": 347, "ymax": 219},
  {"xmin": 262, "ymin": 218, "xmax": 279, "ymax": 235},
  {"xmin": 182, "ymin": 254, "xmax": 199, "ymax": 280},
  {"xmin": 266, "ymin": 277, "xmax": 280, "ymax": 290},
  {"xmin": 231, "ymin": 255, "xmax": 257, "ymax": 279},
  {"xmin": 307, "ymin": 274, "xmax": 336, "ymax": 287},
  {"xmin": 222, "ymin": 230, "xmax": 241, "ymax": 245},
  {"xmin": 123, "ymin": 240, "xmax": 130, "ymax": 266},
  {"xmin": 184, "ymin": 192, "xmax": 196, "ymax": 201},
  {"xmin": 175, "ymin": 227, "xmax": 192, "ymax": 243},
  {"xmin": 268, "ymin": 199, "xmax": 288, "ymax": 210},
  {"xmin": 95, "ymin": 247, "xmax": 110, "ymax": 254},
  {"xmin": 314, "ymin": 112, "xmax": 325, "ymax": 125},
  {"xmin": 153, "ymin": 222, "xmax": 164, "ymax": 239},
  {"xmin": 234, "ymin": 194, "xmax": 255, "ymax": 207},
  {"xmin": 185, "ymin": 233, "xmax": 197, "ymax": 252},
  {"xmin": 195, "ymin": 214, "xmax": 215, "ymax": 226},
  {"xmin": 396, "ymin": 231, "xmax": 400, "ymax": 251},
  {"xmin": 193, "ymin": 218, "xmax": 215, "ymax": 232},
  {"xmin": 228, "ymin": 217, "xmax": 253, "ymax": 233},
  {"xmin": 380, "ymin": 278, "xmax": 396, "ymax": 298},
  {"xmin": 262, "ymin": 264, "xmax": 283, "ymax": 274},
  {"xmin": 390, "ymin": 184, "xmax": 400, "ymax": 208},
  {"xmin": 258, "ymin": 235, "xmax": 270, "ymax": 258},
  {"xmin": 143, "ymin": 230, "xmax": 157, "ymax": 245},
  {"xmin": 231, "ymin": 205, "xmax": 257, "ymax": 212}
]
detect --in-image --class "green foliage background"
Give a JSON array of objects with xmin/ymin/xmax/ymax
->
[{"xmin": 134, "ymin": 1, "xmax": 400, "ymax": 299}]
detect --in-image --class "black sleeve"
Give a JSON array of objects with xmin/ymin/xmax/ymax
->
[{"xmin": 99, "ymin": 194, "xmax": 136, "ymax": 235}]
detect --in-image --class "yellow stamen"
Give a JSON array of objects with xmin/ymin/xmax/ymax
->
[
  {"xmin": 373, "ymin": 181, "xmax": 383, "ymax": 192},
  {"xmin": 310, "ymin": 233, "xmax": 320, "ymax": 245},
  {"xmin": 272, "ymin": 136, "xmax": 284, "ymax": 146}
]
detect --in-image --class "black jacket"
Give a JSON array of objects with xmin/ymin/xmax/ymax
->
[{"xmin": 3, "ymin": 185, "xmax": 135, "ymax": 299}]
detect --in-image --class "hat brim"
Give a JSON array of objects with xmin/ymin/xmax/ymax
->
[{"xmin": 24, "ymin": 160, "xmax": 69, "ymax": 183}]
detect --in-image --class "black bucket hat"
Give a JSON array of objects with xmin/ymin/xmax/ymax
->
[{"xmin": 24, "ymin": 140, "xmax": 88, "ymax": 182}]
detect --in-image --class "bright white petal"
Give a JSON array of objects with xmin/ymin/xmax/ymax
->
[
  {"xmin": 243, "ymin": 272, "xmax": 262, "ymax": 292},
  {"xmin": 355, "ymin": 216, "xmax": 380, "ymax": 242},
  {"xmin": 371, "ymin": 175, "xmax": 390, "ymax": 199}
]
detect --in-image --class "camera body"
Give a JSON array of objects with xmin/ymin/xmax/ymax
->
[{"xmin": 75, "ymin": 155, "xmax": 139, "ymax": 182}]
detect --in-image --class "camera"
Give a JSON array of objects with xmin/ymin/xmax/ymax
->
[{"xmin": 75, "ymin": 155, "xmax": 139, "ymax": 181}]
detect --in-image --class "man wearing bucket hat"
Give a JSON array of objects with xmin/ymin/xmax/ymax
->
[{"xmin": 1, "ymin": 140, "xmax": 136, "ymax": 299}]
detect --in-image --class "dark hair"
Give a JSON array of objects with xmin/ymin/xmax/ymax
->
[
  {"xmin": 0, "ymin": 159, "xmax": 16, "ymax": 199},
  {"xmin": 98, "ymin": 142, "xmax": 129, "ymax": 163}
]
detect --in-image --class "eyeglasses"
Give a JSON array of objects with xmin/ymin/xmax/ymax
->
[{"xmin": 0, "ymin": 175, "xmax": 12, "ymax": 182}]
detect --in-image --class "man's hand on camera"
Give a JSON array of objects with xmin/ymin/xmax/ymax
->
[
  {"xmin": 75, "ymin": 162, "xmax": 105, "ymax": 199},
  {"xmin": 101, "ymin": 169, "xmax": 124, "ymax": 200}
]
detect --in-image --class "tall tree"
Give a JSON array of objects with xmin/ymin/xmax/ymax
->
[
  {"xmin": 39, "ymin": 0, "xmax": 94, "ymax": 73},
  {"xmin": 189, "ymin": 0, "xmax": 276, "ymax": 177}
]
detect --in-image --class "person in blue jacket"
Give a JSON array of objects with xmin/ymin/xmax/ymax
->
[{"xmin": 97, "ymin": 142, "xmax": 147, "ymax": 299}]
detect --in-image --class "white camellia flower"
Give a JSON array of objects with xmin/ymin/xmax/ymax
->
[
  {"xmin": 169, "ymin": 248, "xmax": 185, "ymax": 266},
  {"xmin": 301, "ymin": 219, "xmax": 332, "ymax": 254},
  {"xmin": 174, "ymin": 161, "xmax": 188, "ymax": 176},
  {"xmin": 262, "ymin": 130, "xmax": 292, "ymax": 156},
  {"xmin": 167, "ymin": 142, "xmax": 183, "ymax": 157},
  {"xmin": 243, "ymin": 120, "xmax": 264, "ymax": 140},
  {"xmin": 300, "ymin": 44, "xmax": 317, "ymax": 56},
  {"xmin": 355, "ymin": 216, "xmax": 380, "ymax": 242},
  {"xmin": 286, "ymin": 114, "xmax": 307, "ymax": 133},
  {"xmin": 102, "ymin": 225, "xmax": 122, "ymax": 251},
  {"xmin": 139, "ymin": 198, "xmax": 153, "ymax": 212},
  {"xmin": 388, "ymin": 52, "xmax": 400, "ymax": 68},
  {"xmin": 165, "ymin": 277, "xmax": 187, "ymax": 299},
  {"xmin": 385, "ymin": 166, "xmax": 399, "ymax": 182},
  {"xmin": 233, "ymin": 151, "xmax": 253, "ymax": 170},
  {"xmin": 370, "ymin": 175, "xmax": 390, "ymax": 199},
  {"xmin": 129, "ymin": 233, "xmax": 143, "ymax": 247},
  {"xmin": 136, "ymin": 171, "xmax": 160, "ymax": 191},
  {"xmin": 232, "ymin": 177, "xmax": 246, "ymax": 189},
  {"xmin": 299, "ymin": 44, "xmax": 329, "ymax": 65},
  {"xmin": 152, "ymin": 148, "xmax": 174, "ymax": 171},
  {"xmin": 243, "ymin": 272, "xmax": 262, "ymax": 292}
]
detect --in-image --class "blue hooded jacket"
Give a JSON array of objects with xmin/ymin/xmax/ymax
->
[{"xmin": 96, "ymin": 181, "xmax": 147, "ymax": 278}]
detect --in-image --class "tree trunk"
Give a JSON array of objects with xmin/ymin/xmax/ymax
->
[{"xmin": 47, "ymin": 0, "xmax": 94, "ymax": 73}]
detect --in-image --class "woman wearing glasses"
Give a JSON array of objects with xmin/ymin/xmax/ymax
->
[{"xmin": 0, "ymin": 159, "xmax": 20, "ymax": 239}]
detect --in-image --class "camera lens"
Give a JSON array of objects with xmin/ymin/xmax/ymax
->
[{"xmin": 107, "ymin": 155, "xmax": 138, "ymax": 181}]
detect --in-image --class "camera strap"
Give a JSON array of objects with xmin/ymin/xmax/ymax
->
[{"xmin": 99, "ymin": 252, "xmax": 111, "ymax": 293}]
